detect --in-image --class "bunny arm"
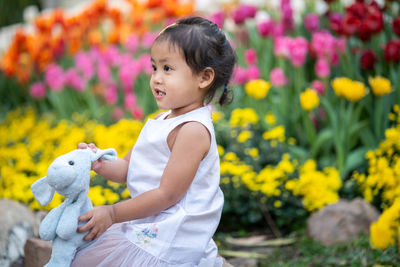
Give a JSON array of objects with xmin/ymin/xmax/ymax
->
[
  {"xmin": 56, "ymin": 192, "xmax": 89, "ymax": 240},
  {"xmin": 39, "ymin": 200, "xmax": 70, "ymax": 241}
]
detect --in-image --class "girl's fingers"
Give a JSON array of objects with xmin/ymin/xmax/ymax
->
[
  {"xmin": 78, "ymin": 210, "xmax": 92, "ymax": 222},
  {"xmin": 88, "ymin": 143, "xmax": 97, "ymax": 152},
  {"xmin": 77, "ymin": 142, "xmax": 88, "ymax": 149}
]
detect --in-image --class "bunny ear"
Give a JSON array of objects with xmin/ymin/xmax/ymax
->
[
  {"xmin": 31, "ymin": 177, "xmax": 55, "ymax": 206},
  {"xmin": 91, "ymin": 148, "xmax": 117, "ymax": 162}
]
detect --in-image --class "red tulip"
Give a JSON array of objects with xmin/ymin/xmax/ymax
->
[
  {"xmin": 341, "ymin": 15, "xmax": 360, "ymax": 36},
  {"xmin": 360, "ymin": 50, "xmax": 377, "ymax": 70},
  {"xmin": 384, "ymin": 40, "xmax": 400, "ymax": 63},
  {"xmin": 393, "ymin": 17, "xmax": 400, "ymax": 36}
]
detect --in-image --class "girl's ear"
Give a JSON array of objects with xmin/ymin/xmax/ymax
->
[{"xmin": 199, "ymin": 67, "xmax": 215, "ymax": 90}]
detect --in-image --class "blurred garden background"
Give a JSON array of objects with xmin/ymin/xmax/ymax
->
[{"xmin": 1, "ymin": 0, "xmax": 400, "ymax": 265}]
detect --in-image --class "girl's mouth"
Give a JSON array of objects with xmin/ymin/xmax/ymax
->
[{"xmin": 155, "ymin": 89, "xmax": 166, "ymax": 96}]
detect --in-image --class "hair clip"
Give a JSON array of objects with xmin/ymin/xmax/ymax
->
[
  {"xmin": 158, "ymin": 22, "xmax": 177, "ymax": 36},
  {"xmin": 223, "ymin": 84, "xmax": 228, "ymax": 92}
]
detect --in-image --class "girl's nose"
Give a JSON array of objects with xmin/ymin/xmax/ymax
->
[{"xmin": 152, "ymin": 71, "xmax": 162, "ymax": 84}]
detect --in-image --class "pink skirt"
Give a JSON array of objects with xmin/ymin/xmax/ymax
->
[{"xmin": 70, "ymin": 223, "xmax": 223, "ymax": 267}]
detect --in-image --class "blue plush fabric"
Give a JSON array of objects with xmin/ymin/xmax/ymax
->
[{"xmin": 31, "ymin": 148, "xmax": 117, "ymax": 267}]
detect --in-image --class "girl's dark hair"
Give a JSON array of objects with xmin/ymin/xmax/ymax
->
[{"xmin": 155, "ymin": 16, "xmax": 236, "ymax": 105}]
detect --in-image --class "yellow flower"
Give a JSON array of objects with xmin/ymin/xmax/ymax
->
[
  {"xmin": 369, "ymin": 76, "xmax": 391, "ymax": 97},
  {"xmin": 370, "ymin": 222, "xmax": 395, "ymax": 250},
  {"xmin": 300, "ymin": 88, "xmax": 319, "ymax": 111},
  {"xmin": 229, "ymin": 108, "xmax": 259, "ymax": 128},
  {"xmin": 263, "ymin": 125, "xmax": 285, "ymax": 142},
  {"xmin": 274, "ymin": 200, "xmax": 282, "ymax": 208},
  {"xmin": 244, "ymin": 79, "xmax": 271, "ymax": 100},
  {"xmin": 245, "ymin": 148, "xmax": 259, "ymax": 160},
  {"xmin": 265, "ymin": 112, "xmax": 276, "ymax": 125},
  {"xmin": 331, "ymin": 77, "xmax": 366, "ymax": 102},
  {"xmin": 212, "ymin": 111, "xmax": 224, "ymax": 122},
  {"xmin": 237, "ymin": 130, "xmax": 252, "ymax": 143}
]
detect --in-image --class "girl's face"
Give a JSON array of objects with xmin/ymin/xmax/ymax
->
[{"xmin": 150, "ymin": 40, "xmax": 206, "ymax": 118}]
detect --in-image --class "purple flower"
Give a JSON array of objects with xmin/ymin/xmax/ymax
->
[
  {"xmin": 124, "ymin": 34, "xmax": 140, "ymax": 54},
  {"xmin": 105, "ymin": 84, "xmax": 118, "ymax": 105},
  {"xmin": 141, "ymin": 32, "xmax": 157, "ymax": 49},
  {"xmin": 30, "ymin": 81, "xmax": 46, "ymax": 99},
  {"xmin": 64, "ymin": 68, "xmax": 86, "ymax": 92},
  {"xmin": 139, "ymin": 54, "xmax": 153, "ymax": 76},
  {"xmin": 102, "ymin": 45, "xmax": 121, "ymax": 66},
  {"xmin": 304, "ymin": 13, "xmax": 320, "ymax": 32},
  {"xmin": 97, "ymin": 60, "xmax": 112, "ymax": 84},
  {"xmin": 45, "ymin": 63, "xmax": 64, "ymax": 92},
  {"xmin": 75, "ymin": 52, "xmax": 94, "ymax": 80}
]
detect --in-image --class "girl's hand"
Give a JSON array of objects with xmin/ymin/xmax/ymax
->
[
  {"xmin": 77, "ymin": 205, "xmax": 116, "ymax": 241},
  {"xmin": 77, "ymin": 142, "xmax": 101, "ymax": 171}
]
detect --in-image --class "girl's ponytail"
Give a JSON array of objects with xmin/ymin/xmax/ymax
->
[{"xmin": 218, "ymin": 84, "xmax": 233, "ymax": 105}]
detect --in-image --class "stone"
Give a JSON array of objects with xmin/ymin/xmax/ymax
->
[
  {"xmin": 24, "ymin": 238, "xmax": 52, "ymax": 267},
  {"xmin": 307, "ymin": 198, "xmax": 380, "ymax": 246},
  {"xmin": 0, "ymin": 199, "xmax": 40, "ymax": 267}
]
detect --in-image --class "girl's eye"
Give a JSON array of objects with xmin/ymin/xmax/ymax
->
[
  {"xmin": 164, "ymin": 65, "xmax": 171, "ymax": 72},
  {"xmin": 152, "ymin": 65, "xmax": 157, "ymax": 71}
]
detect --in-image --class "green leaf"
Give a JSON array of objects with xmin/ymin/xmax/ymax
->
[
  {"xmin": 311, "ymin": 128, "xmax": 333, "ymax": 157},
  {"xmin": 343, "ymin": 147, "xmax": 369, "ymax": 177}
]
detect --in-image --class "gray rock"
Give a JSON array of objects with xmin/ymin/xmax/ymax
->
[
  {"xmin": 0, "ymin": 199, "xmax": 40, "ymax": 266},
  {"xmin": 307, "ymin": 198, "xmax": 380, "ymax": 246}
]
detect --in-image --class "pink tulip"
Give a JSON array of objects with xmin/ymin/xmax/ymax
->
[
  {"xmin": 232, "ymin": 4, "xmax": 257, "ymax": 24},
  {"xmin": 274, "ymin": 36, "xmax": 291, "ymax": 58},
  {"xmin": 281, "ymin": 0, "xmax": 294, "ymax": 32},
  {"xmin": 30, "ymin": 81, "xmax": 46, "ymax": 99},
  {"xmin": 105, "ymin": 84, "xmax": 118, "ymax": 105},
  {"xmin": 315, "ymin": 58, "xmax": 330, "ymax": 78},
  {"xmin": 124, "ymin": 93, "xmax": 137, "ymax": 109},
  {"xmin": 247, "ymin": 65, "xmax": 261, "ymax": 80},
  {"xmin": 304, "ymin": 13, "xmax": 320, "ymax": 32},
  {"xmin": 111, "ymin": 107, "xmax": 125, "ymax": 122},
  {"xmin": 132, "ymin": 106, "xmax": 144, "ymax": 120},
  {"xmin": 244, "ymin": 49, "xmax": 257, "ymax": 65},
  {"xmin": 210, "ymin": 11, "xmax": 224, "ymax": 28},
  {"xmin": 270, "ymin": 67, "xmax": 288, "ymax": 87},
  {"xmin": 310, "ymin": 80, "xmax": 325, "ymax": 95},
  {"xmin": 257, "ymin": 19, "xmax": 274, "ymax": 37},
  {"xmin": 233, "ymin": 66, "xmax": 248, "ymax": 85},
  {"xmin": 45, "ymin": 63, "xmax": 64, "ymax": 92},
  {"xmin": 64, "ymin": 68, "xmax": 86, "ymax": 92},
  {"xmin": 289, "ymin": 37, "xmax": 308, "ymax": 67}
]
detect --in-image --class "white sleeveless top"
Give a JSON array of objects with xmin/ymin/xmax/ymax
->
[{"xmin": 125, "ymin": 106, "xmax": 224, "ymax": 266}]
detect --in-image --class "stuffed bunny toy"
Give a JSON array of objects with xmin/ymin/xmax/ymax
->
[{"xmin": 31, "ymin": 147, "xmax": 117, "ymax": 267}]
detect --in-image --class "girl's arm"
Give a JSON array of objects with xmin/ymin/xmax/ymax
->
[
  {"xmin": 78, "ymin": 143, "xmax": 131, "ymax": 183},
  {"xmin": 78, "ymin": 121, "xmax": 211, "ymax": 240}
]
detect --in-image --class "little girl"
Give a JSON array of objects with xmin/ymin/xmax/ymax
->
[{"xmin": 71, "ymin": 16, "xmax": 236, "ymax": 266}]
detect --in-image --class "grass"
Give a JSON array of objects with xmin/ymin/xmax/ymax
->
[{"xmin": 217, "ymin": 230, "xmax": 400, "ymax": 267}]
